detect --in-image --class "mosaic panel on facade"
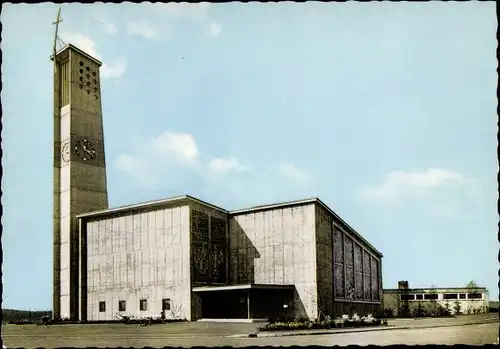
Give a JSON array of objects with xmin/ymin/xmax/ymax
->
[
  {"xmin": 192, "ymin": 242, "xmax": 209, "ymax": 282},
  {"xmin": 354, "ymin": 244, "xmax": 362, "ymax": 273},
  {"xmin": 211, "ymin": 217, "xmax": 226, "ymax": 242},
  {"xmin": 191, "ymin": 210, "xmax": 209, "ymax": 241},
  {"xmin": 211, "ymin": 242, "xmax": 226, "ymax": 283},
  {"xmin": 346, "ymin": 265, "xmax": 355, "ymax": 300},
  {"xmin": 371, "ymin": 256, "xmax": 378, "ymax": 278},
  {"xmin": 364, "ymin": 274, "xmax": 371, "ymax": 300},
  {"xmin": 371, "ymin": 275, "xmax": 379, "ymax": 301},
  {"xmin": 334, "ymin": 263, "xmax": 345, "ymax": 298},
  {"xmin": 355, "ymin": 272, "xmax": 363, "ymax": 300},
  {"xmin": 345, "ymin": 236, "xmax": 353, "ymax": 266},
  {"xmin": 333, "ymin": 228, "xmax": 343, "ymax": 263},
  {"xmin": 363, "ymin": 250, "xmax": 370, "ymax": 277}
]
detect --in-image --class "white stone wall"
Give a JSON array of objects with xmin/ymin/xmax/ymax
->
[
  {"xmin": 229, "ymin": 204, "xmax": 318, "ymax": 319},
  {"xmin": 85, "ymin": 205, "xmax": 191, "ymax": 321}
]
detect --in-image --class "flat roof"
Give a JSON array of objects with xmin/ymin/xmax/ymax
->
[
  {"xmin": 50, "ymin": 43, "xmax": 102, "ymax": 66},
  {"xmin": 192, "ymin": 284, "xmax": 296, "ymax": 292},
  {"xmin": 76, "ymin": 194, "xmax": 382, "ymax": 257},
  {"xmin": 76, "ymin": 195, "xmax": 227, "ymax": 219}
]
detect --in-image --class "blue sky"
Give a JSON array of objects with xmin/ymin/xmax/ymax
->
[{"xmin": 1, "ymin": 2, "xmax": 497, "ymax": 310}]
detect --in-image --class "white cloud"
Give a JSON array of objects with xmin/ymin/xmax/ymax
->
[
  {"xmin": 114, "ymin": 131, "xmax": 316, "ymax": 201},
  {"xmin": 127, "ymin": 21, "xmax": 158, "ymax": 40},
  {"xmin": 207, "ymin": 22, "xmax": 222, "ymax": 38},
  {"xmin": 59, "ymin": 32, "xmax": 126, "ymax": 79},
  {"xmin": 357, "ymin": 168, "xmax": 480, "ymax": 210},
  {"xmin": 278, "ymin": 163, "xmax": 313, "ymax": 186},
  {"xmin": 101, "ymin": 58, "xmax": 127, "ymax": 79},
  {"xmin": 103, "ymin": 22, "xmax": 117, "ymax": 35},
  {"xmin": 151, "ymin": 131, "xmax": 200, "ymax": 166},
  {"xmin": 206, "ymin": 157, "xmax": 248, "ymax": 179},
  {"xmin": 153, "ymin": 2, "xmax": 211, "ymax": 22}
]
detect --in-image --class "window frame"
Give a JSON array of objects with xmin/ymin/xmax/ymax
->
[
  {"xmin": 424, "ymin": 293, "xmax": 438, "ymax": 300},
  {"xmin": 99, "ymin": 301, "xmax": 106, "ymax": 313},
  {"xmin": 140, "ymin": 299, "xmax": 148, "ymax": 311},
  {"xmin": 119, "ymin": 300, "xmax": 126, "ymax": 312},
  {"xmin": 162, "ymin": 298, "xmax": 171, "ymax": 311},
  {"xmin": 467, "ymin": 293, "xmax": 483, "ymax": 300}
]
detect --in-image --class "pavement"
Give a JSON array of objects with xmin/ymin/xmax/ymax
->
[{"xmin": 2, "ymin": 313, "xmax": 498, "ymax": 348}]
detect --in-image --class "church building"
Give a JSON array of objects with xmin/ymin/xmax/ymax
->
[{"xmin": 51, "ymin": 43, "xmax": 383, "ymax": 322}]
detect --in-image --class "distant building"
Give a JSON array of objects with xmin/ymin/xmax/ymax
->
[{"xmin": 383, "ymin": 281, "xmax": 489, "ymax": 317}]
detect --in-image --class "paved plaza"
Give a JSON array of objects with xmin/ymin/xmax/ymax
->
[{"xmin": 2, "ymin": 314, "xmax": 498, "ymax": 348}]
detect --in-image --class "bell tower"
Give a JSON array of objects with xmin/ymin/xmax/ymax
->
[{"xmin": 52, "ymin": 15, "xmax": 109, "ymax": 319}]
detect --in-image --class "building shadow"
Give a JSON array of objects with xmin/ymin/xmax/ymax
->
[{"xmin": 229, "ymin": 218, "xmax": 307, "ymax": 320}]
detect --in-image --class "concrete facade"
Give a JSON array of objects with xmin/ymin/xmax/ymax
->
[
  {"xmin": 74, "ymin": 197, "xmax": 383, "ymax": 322},
  {"xmin": 52, "ymin": 44, "xmax": 109, "ymax": 321},
  {"xmin": 228, "ymin": 203, "xmax": 318, "ymax": 319},
  {"xmin": 383, "ymin": 282, "xmax": 490, "ymax": 316},
  {"xmin": 53, "ymin": 44, "xmax": 383, "ymax": 323},
  {"xmin": 81, "ymin": 204, "xmax": 191, "ymax": 321}
]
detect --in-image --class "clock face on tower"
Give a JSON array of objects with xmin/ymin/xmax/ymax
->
[
  {"xmin": 74, "ymin": 139, "xmax": 96, "ymax": 161},
  {"xmin": 61, "ymin": 142, "xmax": 70, "ymax": 163}
]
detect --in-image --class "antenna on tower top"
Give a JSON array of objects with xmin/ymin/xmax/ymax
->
[{"xmin": 52, "ymin": 7, "xmax": 65, "ymax": 57}]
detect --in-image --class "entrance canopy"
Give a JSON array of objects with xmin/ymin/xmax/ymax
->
[
  {"xmin": 193, "ymin": 283, "xmax": 295, "ymax": 292},
  {"xmin": 193, "ymin": 284, "xmax": 295, "ymax": 320}
]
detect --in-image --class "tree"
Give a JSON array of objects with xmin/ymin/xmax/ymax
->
[{"xmin": 465, "ymin": 280, "xmax": 483, "ymax": 314}]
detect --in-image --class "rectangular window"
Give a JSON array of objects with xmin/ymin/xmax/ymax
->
[
  {"xmin": 415, "ymin": 294, "xmax": 423, "ymax": 300},
  {"xmin": 119, "ymin": 300, "xmax": 126, "ymax": 312},
  {"xmin": 459, "ymin": 293, "xmax": 467, "ymax": 299},
  {"xmin": 443, "ymin": 293, "xmax": 458, "ymax": 300},
  {"xmin": 140, "ymin": 299, "xmax": 147, "ymax": 311},
  {"xmin": 468, "ymin": 293, "xmax": 482, "ymax": 299},
  {"xmin": 400, "ymin": 294, "xmax": 415, "ymax": 301},
  {"xmin": 424, "ymin": 294, "xmax": 438, "ymax": 300},
  {"xmin": 162, "ymin": 298, "xmax": 171, "ymax": 311},
  {"xmin": 99, "ymin": 301, "xmax": 106, "ymax": 312}
]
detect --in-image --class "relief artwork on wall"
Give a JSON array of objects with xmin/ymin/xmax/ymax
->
[
  {"xmin": 192, "ymin": 210, "xmax": 209, "ymax": 242},
  {"xmin": 211, "ymin": 243, "xmax": 226, "ymax": 283},
  {"xmin": 345, "ymin": 236, "xmax": 353, "ymax": 266},
  {"xmin": 211, "ymin": 217, "xmax": 226, "ymax": 241},
  {"xmin": 363, "ymin": 250, "xmax": 371, "ymax": 300},
  {"xmin": 334, "ymin": 264, "xmax": 345, "ymax": 298},
  {"xmin": 193, "ymin": 243, "xmax": 209, "ymax": 282},
  {"xmin": 371, "ymin": 256, "xmax": 379, "ymax": 301},
  {"xmin": 333, "ymin": 228, "xmax": 343, "ymax": 263}
]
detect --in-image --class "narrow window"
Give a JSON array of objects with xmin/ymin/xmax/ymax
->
[
  {"xmin": 99, "ymin": 301, "xmax": 106, "ymax": 312},
  {"xmin": 468, "ymin": 293, "xmax": 482, "ymax": 299},
  {"xmin": 119, "ymin": 300, "xmax": 126, "ymax": 312},
  {"xmin": 424, "ymin": 294, "xmax": 438, "ymax": 300},
  {"xmin": 400, "ymin": 294, "xmax": 415, "ymax": 301},
  {"xmin": 162, "ymin": 298, "xmax": 171, "ymax": 311},
  {"xmin": 140, "ymin": 299, "xmax": 148, "ymax": 311}
]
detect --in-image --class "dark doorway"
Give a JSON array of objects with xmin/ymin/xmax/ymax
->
[{"xmin": 201, "ymin": 290, "xmax": 249, "ymax": 319}]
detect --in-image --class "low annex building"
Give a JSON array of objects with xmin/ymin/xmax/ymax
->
[
  {"xmin": 76, "ymin": 196, "xmax": 384, "ymax": 322},
  {"xmin": 383, "ymin": 281, "xmax": 489, "ymax": 317}
]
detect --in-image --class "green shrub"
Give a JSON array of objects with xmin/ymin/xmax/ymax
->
[{"xmin": 260, "ymin": 313, "xmax": 382, "ymax": 332}]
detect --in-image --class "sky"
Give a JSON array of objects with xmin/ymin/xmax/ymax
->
[{"xmin": 1, "ymin": 2, "xmax": 498, "ymax": 310}]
